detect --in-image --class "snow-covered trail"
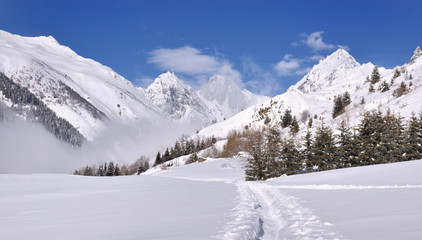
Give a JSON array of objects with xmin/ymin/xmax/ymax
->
[
  {"xmin": 217, "ymin": 181, "xmax": 341, "ymax": 240},
  {"xmin": 218, "ymin": 181, "xmax": 422, "ymax": 240}
]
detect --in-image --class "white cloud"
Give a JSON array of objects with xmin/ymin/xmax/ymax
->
[
  {"xmin": 148, "ymin": 46, "xmax": 242, "ymax": 86},
  {"xmin": 274, "ymin": 54, "xmax": 301, "ymax": 76},
  {"xmin": 294, "ymin": 31, "xmax": 349, "ymax": 52}
]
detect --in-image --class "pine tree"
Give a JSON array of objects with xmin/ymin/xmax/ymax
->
[
  {"xmin": 393, "ymin": 68, "xmax": 401, "ymax": 79},
  {"xmin": 302, "ymin": 130, "xmax": 314, "ymax": 172},
  {"xmin": 332, "ymin": 95, "xmax": 344, "ymax": 118},
  {"xmin": 403, "ymin": 113, "xmax": 422, "ymax": 160},
  {"xmin": 245, "ymin": 132, "xmax": 266, "ymax": 181},
  {"xmin": 113, "ymin": 164, "xmax": 120, "ymax": 176},
  {"xmin": 174, "ymin": 141, "xmax": 182, "ymax": 158},
  {"xmin": 163, "ymin": 148, "xmax": 170, "ymax": 162},
  {"xmin": 357, "ymin": 111, "xmax": 386, "ymax": 165},
  {"xmin": 281, "ymin": 109, "xmax": 293, "ymax": 128},
  {"xmin": 106, "ymin": 162, "xmax": 114, "ymax": 176},
  {"xmin": 369, "ymin": 83, "xmax": 375, "ymax": 93},
  {"xmin": 264, "ymin": 127, "xmax": 282, "ymax": 178},
  {"xmin": 312, "ymin": 123, "xmax": 336, "ymax": 170},
  {"xmin": 342, "ymin": 91, "xmax": 351, "ymax": 106},
  {"xmin": 378, "ymin": 81, "xmax": 390, "ymax": 92},
  {"xmin": 382, "ymin": 110, "xmax": 405, "ymax": 163},
  {"xmin": 279, "ymin": 138, "xmax": 301, "ymax": 175},
  {"xmin": 96, "ymin": 164, "xmax": 104, "ymax": 176},
  {"xmin": 153, "ymin": 152, "xmax": 162, "ymax": 166},
  {"xmin": 370, "ymin": 66, "xmax": 381, "ymax": 84},
  {"xmin": 308, "ymin": 118, "xmax": 313, "ymax": 128},
  {"xmin": 290, "ymin": 116, "xmax": 299, "ymax": 135},
  {"xmin": 335, "ymin": 120, "xmax": 354, "ymax": 168}
]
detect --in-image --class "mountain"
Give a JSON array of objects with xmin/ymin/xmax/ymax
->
[
  {"xmin": 143, "ymin": 72, "xmax": 269, "ymax": 124},
  {"xmin": 0, "ymin": 30, "xmax": 170, "ymax": 143},
  {"xmin": 198, "ymin": 74, "xmax": 270, "ymax": 120},
  {"xmin": 198, "ymin": 48, "xmax": 422, "ymax": 139},
  {"xmin": 143, "ymin": 72, "xmax": 214, "ymax": 125}
]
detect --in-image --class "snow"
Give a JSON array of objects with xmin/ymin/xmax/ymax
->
[
  {"xmin": 0, "ymin": 174, "xmax": 237, "ymax": 240},
  {"xmin": 143, "ymin": 72, "xmax": 214, "ymax": 126},
  {"xmin": 1, "ymin": 158, "xmax": 421, "ymax": 239},
  {"xmin": 197, "ymin": 47, "xmax": 422, "ymax": 141},
  {"xmin": 0, "ymin": 29, "xmax": 165, "ymax": 140}
]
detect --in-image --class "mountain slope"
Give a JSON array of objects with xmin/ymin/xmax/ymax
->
[
  {"xmin": 198, "ymin": 48, "xmax": 422, "ymax": 139},
  {"xmin": 0, "ymin": 30, "xmax": 165, "ymax": 140},
  {"xmin": 143, "ymin": 72, "xmax": 214, "ymax": 125}
]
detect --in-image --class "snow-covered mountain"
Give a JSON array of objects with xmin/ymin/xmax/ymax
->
[
  {"xmin": 198, "ymin": 47, "xmax": 422, "ymax": 139},
  {"xmin": 198, "ymin": 74, "xmax": 270, "ymax": 120},
  {"xmin": 0, "ymin": 30, "xmax": 165, "ymax": 141},
  {"xmin": 143, "ymin": 72, "xmax": 214, "ymax": 125},
  {"xmin": 142, "ymin": 72, "xmax": 269, "ymax": 124}
]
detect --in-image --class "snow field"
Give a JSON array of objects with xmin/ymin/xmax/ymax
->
[{"xmin": 1, "ymin": 159, "xmax": 421, "ymax": 239}]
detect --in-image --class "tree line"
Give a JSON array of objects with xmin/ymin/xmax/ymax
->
[
  {"xmin": 73, "ymin": 156, "xmax": 150, "ymax": 176},
  {"xmin": 0, "ymin": 72, "xmax": 85, "ymax": 146},
  {"xmin": 245, "ymin": 110, "xmax": 422, "ymax": 181},
  {"xmin": 153, "ymin": 134, "xmax": 217, "ymax": 166}
]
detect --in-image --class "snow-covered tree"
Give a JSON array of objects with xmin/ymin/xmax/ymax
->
[
  {"xmin": 370, "ymin": 66, "xmax": 381, "ymax": 84},
  {"xmin": 410, "ymin": 46, "xmax": 421, "ymax": 64}
]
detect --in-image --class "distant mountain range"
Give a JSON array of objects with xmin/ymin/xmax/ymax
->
[{"xmin": 0, "ymin": 30, "xmax": 268, "ymax": 146}]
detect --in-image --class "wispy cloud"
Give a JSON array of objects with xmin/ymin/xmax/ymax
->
[
  {"xmin": 294, "ymin": 31, "xmax": 349, "ymax": 52},
  {"xmin": 274, "ymin": 54, "xmax": 301, "ymax": 76},
  {"xmin": 148, "ymin": 46, "xmax": 242, "ymax": 86},
  {"xmin": 242, "ymin": 57, "xmax": 282, "ymax": 96}
]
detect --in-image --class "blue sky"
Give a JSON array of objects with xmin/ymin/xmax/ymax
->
[{"xmin": 1, "ymin": 0, "xmax": 421, "ymax": 96}]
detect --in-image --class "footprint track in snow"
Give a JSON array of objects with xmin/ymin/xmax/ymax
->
[{"xmin": 217, "ymin": 181, "xmax": 342, "ymax": 240}]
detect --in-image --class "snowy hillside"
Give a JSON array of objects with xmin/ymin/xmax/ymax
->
[
  {"xmin": 1, "ymin": 157, "xmax": 421, "ymax": 239},
  {"xmin": 0, "ymin": 30, "xmax": 165, "ymax": 140},
  {"xmin": 198, "ymin": 48, "xmax": 422, "ymax": 139}
]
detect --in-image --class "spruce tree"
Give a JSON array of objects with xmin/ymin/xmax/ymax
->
[
  {"xmin": 280, "ymin": 138, "xmax": 301, "ymax": 175},
  {"xmin": 290, "ymin": 116, "xmax": 299, "ymax": 135},
  {"xmin": 96, "ymin": 164, "xmax": 104, "ymax": 176},
  {"xmin": 308, "ymin": 118, "xmax": 313, "ymax": 128},
  {"xmin": 264, "ymin": 127, "xmax": 282, "ymax": 178},
  {"xmin": 281, "ymin": 109, "xmax": 293, "ymax": 128},
  {"xmin": 383, "ymin": 111, "xmax": 405, "ymax": 163},
  {"xmin": 369, "ymin": 83, "xmax": 375, "ymax": 93},
  {"xmin": 335, "ymin": 120, "xmax": 354, "ymax": 168},
  {"xmin": 245, "ymin": 132, "xmax": 266, "ymax": 181},
  {"xmin": 332, "ymin": 95, "xmax": 344, "ymax": 118},
  {"xmin": 370, "ymin": 66, "xmax": 381, "ymax": 84},
  {"xmin": 379, "ymin": 81, "xmax": 390, "ymax": 92},
  {"xmin": 106, "ymin": 162, "xmax": 114, "ymax": 176},
  {"xmin": 312, "ymin": 123, "xmax": 336, "ymax": 170},
  {"xmin": 302, "ymin": 130, "xmax": 314, "ymax": 172},
  {"xmin": 342, "ymin": 91, "xmax": 351, "ymax": 106},
  {"xmin": 153, "ymin": 152, "xmax": 162, "ymax": 166},
  {"xmin": 163, "ymin": 148, "xmax": 170, "ymax": 162},
  {"xmin": 404, "ymin": 113, "xmax": 422, "ymax": 161},
  {"xmin": 113, "ymin": 164, "xmax": 120, "ymax": 176}
]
